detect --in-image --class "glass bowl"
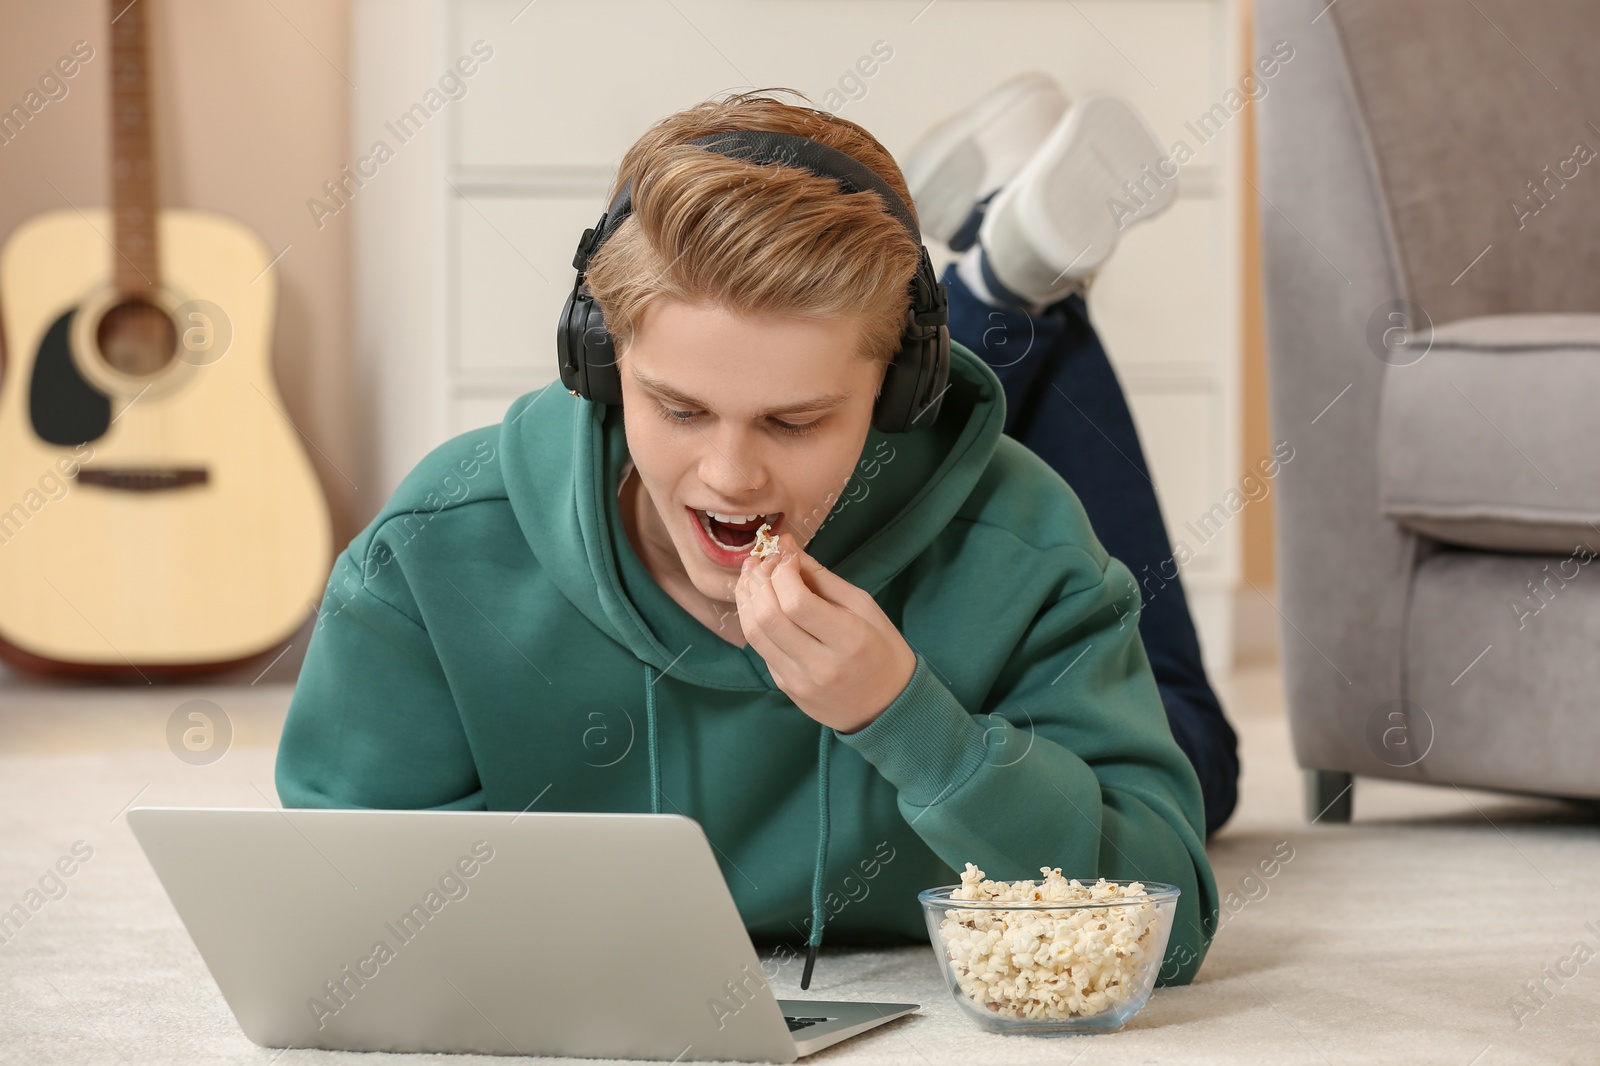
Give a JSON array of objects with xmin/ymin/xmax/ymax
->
[{"xmin": 918, "ymin": 878, "xmax": 1179, "ymax": 1035}]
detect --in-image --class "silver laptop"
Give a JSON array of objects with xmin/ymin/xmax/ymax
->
[{"xmin": 127, "ymin": 807, "xmax": 917, "ymax": 1062}]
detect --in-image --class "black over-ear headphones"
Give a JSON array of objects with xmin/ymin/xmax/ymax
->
[{"xmin": 556, "ymin": 129, "xmax": 951, "ymax": 433}]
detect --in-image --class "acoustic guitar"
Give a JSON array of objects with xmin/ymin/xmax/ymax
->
[{"xmin": 0, "ymin": 0, "xmax": 332, "ymax": 678}]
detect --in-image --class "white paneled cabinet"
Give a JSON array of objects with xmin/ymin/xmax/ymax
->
[{"xmin": 354, "ymin": 0, "xmax": 1242, "ymax": 676}]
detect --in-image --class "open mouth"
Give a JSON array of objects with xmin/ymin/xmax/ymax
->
[{"xmin": 692, "ymin": 508, "xmax": 782, "ymax": 553}]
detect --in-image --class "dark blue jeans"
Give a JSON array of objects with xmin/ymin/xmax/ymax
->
[{"xmin": 943, "ymin": 263, "xmax": 1240, "ymax": 839}]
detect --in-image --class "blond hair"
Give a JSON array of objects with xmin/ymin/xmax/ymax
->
[{"xmin": 583, "ymin": 88, "xmax": 922, "ymax": 371}]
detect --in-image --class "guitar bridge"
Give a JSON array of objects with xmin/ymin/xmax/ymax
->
[{"xmin": 78, "ymin": 467, "xmax": 209, "ymax": 491}]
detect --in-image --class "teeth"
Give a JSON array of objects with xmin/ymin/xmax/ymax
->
[{"xmin": 696, "ymin": 509, "xmax": 776, "ymax": 553}]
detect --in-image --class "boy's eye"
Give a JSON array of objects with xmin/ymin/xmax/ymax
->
[
  {"xmin": 654, "ymin": 402, "xmax": 821, "ymax": 438},
  {"xmin": 771, "ymin": 418, "xmax": 822, "ymax": 437}
]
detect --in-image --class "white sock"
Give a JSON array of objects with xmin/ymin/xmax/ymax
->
[
  {"xmin": 957, "ymin": 244, "xmax": 1052, "ymax": 315},
  {"xmin": 956, "ymin": 245, "xmax": 1002, "ymax": 307}
]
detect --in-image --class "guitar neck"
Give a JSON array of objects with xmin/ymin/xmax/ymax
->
[{"xmin": 110, "ymin": 0, "xmax": 161, "ymax": 296}]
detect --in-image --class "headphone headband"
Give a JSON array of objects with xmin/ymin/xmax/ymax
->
[{"xmin": 558, "ymin": 128, "xmax": 951, "ymax": 433}]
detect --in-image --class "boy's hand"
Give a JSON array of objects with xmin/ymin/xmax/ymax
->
[{"xmin": 735, "ymin": 533, "xmax": 917, "ymax": 734}]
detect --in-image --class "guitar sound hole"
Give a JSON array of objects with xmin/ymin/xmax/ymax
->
[{"xmin": 96, "ymin": 297, "xmax": 177, "ymax": 377}]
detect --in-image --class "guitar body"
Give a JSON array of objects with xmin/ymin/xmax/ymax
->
[{"xmin": 0, "ymin": 208, "xmax": 332, "ymax": 675}]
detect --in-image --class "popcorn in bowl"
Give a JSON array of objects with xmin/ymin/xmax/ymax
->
[
  {"xmin": 919, "ymin": 863, "xmax": 1179, "ymax": 1034},
  {"xmin": 749, "ymin": 522, "xmax": 781, "ymax": 560}
]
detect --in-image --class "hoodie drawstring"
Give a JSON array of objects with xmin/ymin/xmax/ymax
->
[
  {"xmin": 645, "ymin": 664, "xmax": 661, "ymax": 814},
  {"xmin": 803, "ymin": 725, "xmax": 832, "ymax": 990},
  {"xmin": 642, "ymin": 663, "xmax": 832, "ymax": 989}
]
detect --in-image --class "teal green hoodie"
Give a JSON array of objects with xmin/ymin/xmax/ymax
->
[{"xmin": 275, "ymin": 340, "xmax": 1218, "ymax": 985}]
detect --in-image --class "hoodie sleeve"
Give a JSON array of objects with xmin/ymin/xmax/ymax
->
[
  {"xmin": 274, "ymin": 546, "xmax": 485, "ymax": 811},
  {"xmin": 832, "ymin": 545, "xmax": 1219, "ymax": 986}
]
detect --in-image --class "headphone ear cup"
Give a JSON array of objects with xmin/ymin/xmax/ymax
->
[
  {"xmin": 915, "ymin": 325, "xmax": 951, "ymax": 429},
  {"xmin": 872, "ymin": 351, "xmax": 909, "ymax": 434},
  {"xmin": 873, "ymin": 316, "xmax": 950, "ymax": 434},
  {"xmin": 557, "ymin": 284, "xmax": 625, "ymax": 406},
  {"xmin": 580, "ymin": 300, "xmax": 624, "ymax": 406},
  {"xmin": 557, "ymin": 287, "xmax": 589, "ymax": 397}
]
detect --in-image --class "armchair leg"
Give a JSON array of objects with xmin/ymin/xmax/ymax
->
[{"xmin": 1304, "ymin": 769, "xmax": 1353, "ymax": 824}]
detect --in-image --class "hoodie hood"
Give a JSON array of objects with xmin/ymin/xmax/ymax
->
[{"xmin": 499, "ymin": 339, "xmax": 1004, "ymax": 985}]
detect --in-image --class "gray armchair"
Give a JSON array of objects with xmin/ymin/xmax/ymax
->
[{"xmin": 1255, "ymin": 0, "xmax": 1600, "ymax": 821}]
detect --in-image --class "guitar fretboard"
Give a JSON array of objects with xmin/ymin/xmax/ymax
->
[{"xmin": 110, "ymin": 0, "xmax": 161, "ymax": 296}]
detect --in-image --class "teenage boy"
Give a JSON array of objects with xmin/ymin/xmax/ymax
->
[{"xmin": 276, "ymin": 91, "xmax": 1219, "ymax": 988}]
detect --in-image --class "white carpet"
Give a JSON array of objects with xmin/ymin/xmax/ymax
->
[{"xmin": 1, "ymin": 664, "xmax": 1595, "ymax": 1065}]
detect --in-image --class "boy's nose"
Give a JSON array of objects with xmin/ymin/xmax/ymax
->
[{"xmin": 699, "ymin": 445, "xmax": 768, "ymax": 496}]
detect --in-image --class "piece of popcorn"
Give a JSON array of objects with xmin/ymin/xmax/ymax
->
[{"xmin": 749, "ymin": 522, "xmax": 780, "ymax": 559}]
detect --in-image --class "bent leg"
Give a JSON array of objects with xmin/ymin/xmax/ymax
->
[{"xmin": 942, "ymin": 262, "xmax": 1240, "ymax": 838}]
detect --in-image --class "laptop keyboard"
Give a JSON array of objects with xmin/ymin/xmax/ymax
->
[{"xmin": 785, "ymin": 1016, "xmax": 831, "ymax": 1032}]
